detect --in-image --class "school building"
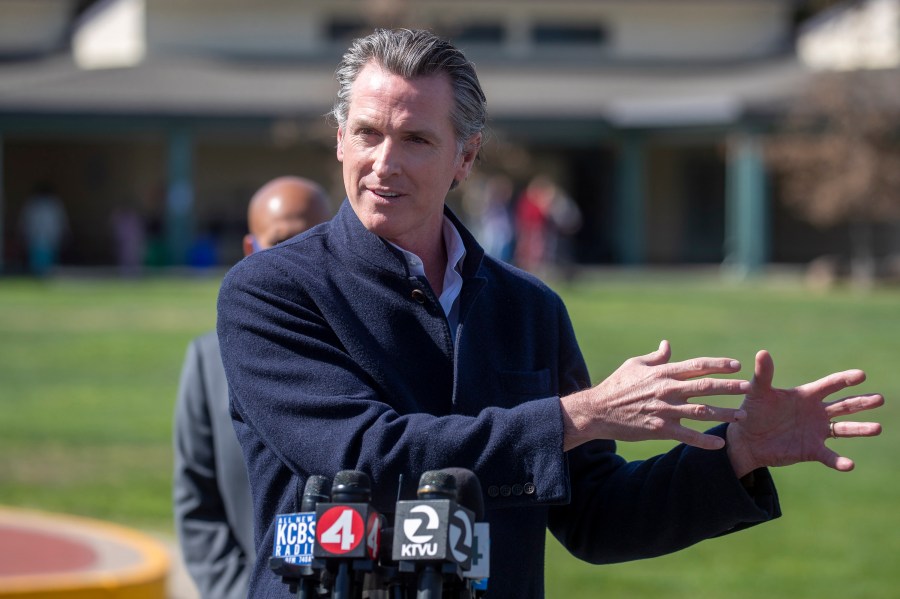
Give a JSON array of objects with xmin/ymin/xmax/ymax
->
[{"xmin": 1, "ymin": 0, "xmax": 896, "ymax": 273}]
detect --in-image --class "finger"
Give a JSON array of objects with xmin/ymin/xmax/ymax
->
[
  {"xmin": 829, "ymin": 421, "xmax": 882, "ymax": 438},
  {"xmin": 676, "ymin": 377, "xmax": 751, "ymax": 398},
  {"xmin": 671, "ymin": 426, "xmax": 727, "ymax": 451},
  {"xmin": 665, "ymin": 357, "xmax": 743, "ymax": 380},
  {"xmin": 797, "ymin": 369, "xmax": 866, "ymax": 399},
  {"xmin": 642, "ymin": 339, "xmax": 672, "ymax": 366},
  {"xmin": 752, "ymin": 350, "xmax": 774, "ymax": 392},
  {"xmin": 817, "ymin": 447, "xmax": 856, "ymax": 472},
  {"xmin": 824, "ymin": 393, "xmax": 884, "ymax": 418},
  {"xmin": 668, "ymin": 402, "xmax": 747, "ymax": 423}
]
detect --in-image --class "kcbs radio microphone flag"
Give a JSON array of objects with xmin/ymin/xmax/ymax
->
[{"xmin": 271, "ymin": 474, "xmax": 331, "ymax": 566}]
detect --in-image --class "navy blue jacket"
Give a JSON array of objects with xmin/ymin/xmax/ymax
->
[{"xmin": 217, "ymin": 200, "xmax": 780, "ymax": 597}]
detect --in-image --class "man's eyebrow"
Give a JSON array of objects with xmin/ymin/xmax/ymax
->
[{"xmin": 349, "ymin": 117, "xmax": 438, "ymax": 139}]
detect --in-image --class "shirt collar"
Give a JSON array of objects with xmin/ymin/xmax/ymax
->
[{"xmin": 388, "ymin": 215, "xmax": 467, "ymax": 317}]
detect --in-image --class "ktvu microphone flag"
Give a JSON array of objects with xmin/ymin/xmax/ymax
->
[{"xmin": 393, "ymin": 498, "xmax": 475, "ymax": 568}]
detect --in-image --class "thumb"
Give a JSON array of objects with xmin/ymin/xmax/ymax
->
[
  {"xmin": 752, "ymin": 350, "xmax": 775, "ymax": 392},
  {"xmin": 644, "ymin": 339, "xmax": 672, "ymax": 366}
]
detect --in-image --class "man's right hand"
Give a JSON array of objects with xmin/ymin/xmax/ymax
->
[{"xmin": 560, "ymin": 340, "xmax": 750, "ymax": 451}]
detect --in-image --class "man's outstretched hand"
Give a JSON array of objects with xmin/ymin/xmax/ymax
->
[
  {"xmin": 726, "ymin": 350, "xmax": 884, "ymax": 479},
  {"xmin": 562, "ymin": 340, "xmax": 750, "ymax": 451}
]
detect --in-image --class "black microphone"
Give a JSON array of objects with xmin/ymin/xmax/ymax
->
[
  {"xmin": 313, "ymin": 470, "xmax": 383, "ymax": 599},
  {"xmin": 298, "ymin": 475, "xmax": 331, "ymax": 599},
  {"xmin": 418, "ymin": 471, "xmax": 457, "ymax": 599},
  {"xmin": 440, "ymin": 468, "xmax": 483, "ymax": 521},
  {"xmin": 441, "ymin": 468, "xmax": 489, "ymax": 597},
  {"xmin": 393, "ymin": 470, "xmax": 476, "ymax": 599},
  {"xmin": 366, "ymin": 474, "xmax": 411, "ymax": 599},
  {"xmin": 301, "ymin": 474, "xmax": 332, "ymax": 512},
  {"xmin": 269, "ymin": 474, "xmax": 332, "ymax": 596}
]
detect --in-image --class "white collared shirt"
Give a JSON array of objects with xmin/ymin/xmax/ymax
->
[{"xmin": 389, "ymin": 216, "xmax": 467, "ymax": 336}]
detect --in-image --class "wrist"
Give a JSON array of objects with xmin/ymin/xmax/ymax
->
[
  {"xmin": 725, "ymin": 423, "xmax": 760, "ymax": 480},
  {"xmin": 560, "ymin": 390, "xmax": 592, "ymax": 451}
]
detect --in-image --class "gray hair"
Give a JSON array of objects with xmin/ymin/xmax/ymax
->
[{"xmin": 333, "ymin": 28, "xmax": 487, "ymax": 152}]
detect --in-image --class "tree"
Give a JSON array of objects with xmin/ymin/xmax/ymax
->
[{"xmin": 766, "ymin": 69, "xmax": 900, "ymax": 286}]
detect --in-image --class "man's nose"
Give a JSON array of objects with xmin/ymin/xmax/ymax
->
[{"xmin": 372, "ymin": 138, "xmax": 401, "ymax": 177}]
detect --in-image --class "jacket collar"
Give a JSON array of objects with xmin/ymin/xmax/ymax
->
[{"xmin": 332, "ymin": 198, "xmax": 486, "ymax": 281}]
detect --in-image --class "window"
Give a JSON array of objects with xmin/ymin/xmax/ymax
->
[
  {"xmin": 327, "ymin": 19, "xmax": 368, "ymax": 44},
  {"xmin": 532, "ymin": 23, "xmax": 607, "ymax": 46},
  {"xmin": 446, "ymin": 23, "xmax": 505, "ymax": 45}
]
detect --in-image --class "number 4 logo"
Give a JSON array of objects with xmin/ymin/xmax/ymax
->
[
  {"xmin": 366, "ymin": 512, "xmax": 381, "ymax": 559},
  {"xmin": 318, "ymin": 507, "xmax": 363, "ymax": 554}
]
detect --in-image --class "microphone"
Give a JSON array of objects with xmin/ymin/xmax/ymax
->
[
  {"xmin": 301, "ymin": 474, "xmax": 332, "ymax": 512},
  {"xmin": 442, "ymin": 468, "xmax": 489, "ymax": 597},
  {"xmin": 269, "ymin": 474, "xmax": 332, "ymax": 596},
  {"xmin": 365, "ymin": 474, "xmax": 411, "ymax": 599},
  {"xmin": 314, "ymin": 470, "xmax": 383, "ymax": 599},
  {"xmin": 393, "ymin": 470, "xmax": 476, "ymax": 599}
]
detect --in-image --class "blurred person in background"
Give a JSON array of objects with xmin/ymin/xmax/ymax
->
[
  {"xmin": 173, "ymin": 176, "xmax": 330, "ymax": 599},
  {"xmin": 476, "ymin": 173, "xmax": 516, "ymax": 263},
  {"xmin": 514, "ymin": 174, "xmax": 582, "ymax": 277},
  {"xmin": 545, "ymin": 178, "xmax": 582, "ymax": 280},
  {"xmin": 19, "ymin": 182, "xmax": 69, "ymax": 276},
  {"xmin": 110, "ymin": 204, "xmax": 146, "ymax": 277},
  {"xmin": 513, "ymin": 175, "xmax": 553, "ymax": 273}
]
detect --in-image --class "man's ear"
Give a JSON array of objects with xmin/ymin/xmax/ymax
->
[{"xmin": 455, "ymin": 132, "xmax": 482, "ymax": 182}]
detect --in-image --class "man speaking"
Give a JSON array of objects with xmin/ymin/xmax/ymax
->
[{"xmin": 217, "ymin": 29, "xmax": 883, "ymax": 597}]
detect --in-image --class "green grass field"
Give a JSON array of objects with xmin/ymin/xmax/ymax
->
[{"xmin": 1, "ymin": 272, "xmax": 896, "ymax": 598}]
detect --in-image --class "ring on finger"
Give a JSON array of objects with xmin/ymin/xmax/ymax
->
[{"xmin": 829, "ymin": 421, "xmax": 837, "ymax": 438}]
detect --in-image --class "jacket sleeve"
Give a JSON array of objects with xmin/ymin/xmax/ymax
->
[
  {"xmin": 216, "ymin": 254, "xmax": 570, "ymax": 510},
  {"xmin": 548, "ymin": 432, "xmax": 780, "ymax": 564},
  {"xmin": 547, "ymin": 303, "xmax": 781, "ymax": 564},
  {"xmin": 173, "ymin": 338, "xmax": 251, "ymax": 599}
]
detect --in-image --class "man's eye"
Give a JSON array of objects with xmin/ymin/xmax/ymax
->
[{"xmin": 408, "ymin": 136, "xmax": 428, "ymax": 144}]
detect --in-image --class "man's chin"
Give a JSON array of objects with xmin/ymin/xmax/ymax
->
[{"xmin": 359, "ymin": 213, "xmax": 399, "ymax": 238}]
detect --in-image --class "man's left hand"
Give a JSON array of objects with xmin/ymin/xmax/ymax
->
[{"xmin": 725, "ymin": 350, "xmax": 883, "ymax": 479}]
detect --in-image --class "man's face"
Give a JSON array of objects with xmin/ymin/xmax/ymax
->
[{"xmin": 337, "ymin": 62, "xmax": 479, "ymax": 251}]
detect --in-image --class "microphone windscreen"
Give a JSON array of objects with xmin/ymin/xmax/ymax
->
[
  {"xmin": 331, "ymin": 470, "xmax": 372, "ymax": 502},
  {"xmin": 417, "ymin": 470, "xmax": 458, "ymax": 499},
  {"xmin": 301, "ymin": 474, "xmax": 332, "ymax": 512},
  {"xmin": 441, "ymin": 467, "xmax": 485, "ymax": 520}
]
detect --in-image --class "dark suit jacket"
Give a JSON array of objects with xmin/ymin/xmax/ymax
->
[
  {"xmin": 174, "ymin": 331, "xmax": 255, "ymax": 599},
  {"xmin": 217, "ymin": 200, "xmax": 780, "ymax": 598}
]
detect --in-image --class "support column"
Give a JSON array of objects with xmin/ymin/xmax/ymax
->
[
  {"xmin": 725, "ymin": 131, "xmax": 769, "ymax": 277},
  {"xmin": 616, "ymin": 133, "xmax": 645, "ymax": 265},
  {"xmin": 166, "ymin": 128, "xmax": 193, "ymax": 266}
]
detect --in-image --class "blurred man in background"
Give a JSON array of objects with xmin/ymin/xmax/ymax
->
[
  {"xmin": 19, "ymin": 182, "xmax": 69, "ymax": 276},
  {"xmin": 173, "ymin": 176, "xmax": 330, "ymax": 599}
]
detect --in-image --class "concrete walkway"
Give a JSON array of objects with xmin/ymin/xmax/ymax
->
[{"xmin": 149, "ymin": 534, "xmax": 199, "ymax": 599}]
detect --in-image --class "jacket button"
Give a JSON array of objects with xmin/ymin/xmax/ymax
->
[
  {"xmin": 499, "ymin": 485, "xmax": 511, "ymax": 497},
  {"xmin": 524, "ymin": 482, "xmax": 536, "ymax": 495},
  {"xmin": 487, "ymin": 485, "xmax": 499, "ymax": 498},
  {"xmin": 512, "ymin": 483, "xmax": 523, "ymax": 496},
  {"xmin": 411, "ymin": 289, "xmax": 426, "ymax": 304}
]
